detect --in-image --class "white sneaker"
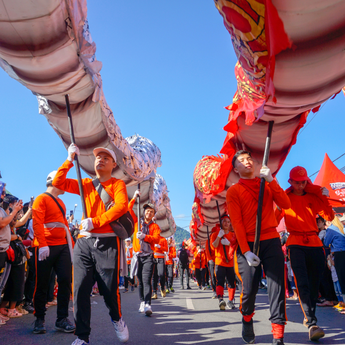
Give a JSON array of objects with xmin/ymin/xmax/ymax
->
[
  {"xmin": 138, "ymin": 301, "xmax": 145, "ymax": 313},
  {"xmin": 112, "ymin": 317, "xmax": 129, "ymax": 343},
  {"xmin": 71, "ymin": 339, "xmax": 89, "ymax": 345},
  {"xmin": 144, "ymin": 304, "xmax": 152, "ymax": 316},
  {"xmin": 119, "ymin": 286, "xmax": 125, "ymax": 290}
]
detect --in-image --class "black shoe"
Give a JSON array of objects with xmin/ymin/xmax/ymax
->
[
  {"xmin": 187, "ymin": 286, "xmax": 191, "ymax": 290},
  {"xmin": 272, "ymin": 338, "xmax": 284, "ymax": 345},
  {"xmin": 23, "ymin": 303, "xmax": 35, "ymax": 313},
  {"xmin": 33, "ymin": 318, "xmax": 46, "ymax": 334},
  {"xmin": 242, "ymin": 318, "xmax": 255, "ymax": 344},
  {"xmin": 55, "ymin": 317, "xmax": 76, "ymax": 333}
]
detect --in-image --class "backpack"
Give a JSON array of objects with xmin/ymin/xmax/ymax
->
[
  {"xmin": 179, "ymin": 248, "xmax": 189, "ymax": 267},
  {"xmin": 9, "ymin": 239, "xmax": 27, "ymax": 265}
]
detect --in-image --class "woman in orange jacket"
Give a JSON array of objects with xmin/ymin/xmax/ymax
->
[
  {"xmin": 193, "ymin": 244, "xmax": 207, "ymax": 289},
  {"xmin": 165, "ymin": 238, "xmax": 176, "ymax": 293}
]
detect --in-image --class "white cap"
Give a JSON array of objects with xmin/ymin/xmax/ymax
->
[
  {"xmin": 125, "ymin": 238, "xmax": 132, "ymax": 242},
  {"xmin": 93, "ymin": 147, "xmax": 117, "ymax": 163},
  {"xmin": 46, "ymin": 171, "xmax": 57, "ymax": 184}
]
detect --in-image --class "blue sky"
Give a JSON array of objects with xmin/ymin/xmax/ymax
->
[{"xmin": 1, "ymin": 1, "xmax": 344, "ymax": 230}]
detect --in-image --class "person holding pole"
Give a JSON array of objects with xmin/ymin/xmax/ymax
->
[
  {"xmin": 276, "ymin": 166, "xmax": 334, "ymax": 341},
  {"xmin": 52, "ymin": 144, "xmax": 129, "ymax": 345},
  {"xmin": 226, "ymin": 150, "xmax": 291, "ymax": 345}
]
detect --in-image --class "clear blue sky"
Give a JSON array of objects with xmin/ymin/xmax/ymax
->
[{"xmin": 1, "ymin": 1, "xmax": 344, "ymax": 229}]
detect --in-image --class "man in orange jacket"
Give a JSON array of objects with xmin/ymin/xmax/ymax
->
[
  {"xmin": 32, "ymin": 171, "xmax": 74, "ymax": 335},
  {"xmin": 124, "ymin": 238, "xmax": 134, "ymax": 293},
  {"xmin": 193, "ymin": 244, "xmax": 207, "ymax": 289},
  {"xmin": 277, "ymin": 166, "xmax": 334, "ymax": 341},
  {"xmin": 227, "ymin": 150, "xmax": 291, "ymax": 345},
  {"xmin": 132, "ymin": 202, "xmax": 160, "ymax": 316},
  {"xmin": 205, "ymin": 227, "xmax": 217, "ymax": 299},
  {"xmin": 211, "ymin": 215, "xmax": 237, "ymax": 310},
  {"xmin": 52, "ymin": 144, "xmax": 129, "ymax": 344},
  {"xmin": 165, "ymin": 237, "xmax": 176, "ymax": 293},
  {"xmin": 152, "ymin": 236, "xmax": 168, "ymax": 298}
]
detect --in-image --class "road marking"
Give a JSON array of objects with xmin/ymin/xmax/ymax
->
[{"xmin": 186, "ymin": 298, "xmax": 194, "ymax": 310}]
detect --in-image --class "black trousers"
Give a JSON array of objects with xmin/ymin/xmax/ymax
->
[
  {"xmin": 179, "ymin": 266, "xmax": 190, "ymax": 287},
  {"xmin": 288, "ymin": 245, "xmax": 325, "ymax": 327},
  {"xmin": 34, "ymin": 244, "xmax": 72, "ymax": 320},
  {"xmin": 3, "ymin": 262, "xmax": 25, "ymax": 302},
  {"xmin": 153, "ymin": 258, "xmax": 166, "ymax": 292},
  {"xmin": 319, "ymin": 247, "xmax": 337, "ymax": 302},
  {"xmin": 333, "ymin": 251, "xmax": 345, "ymax": 296},
  {"xmin": 195, "ymin": 268, "xmax": 206, "ymax": 287},
  {"xmin": 137, "ymin": 254, "xmax": 154, "ymax": 305},
  {"xmin": 215, "ymin": 265, "xmax": 235, "ymax": 291},
  {"xmin": 236, "ymin": 238, "xmax": 286, "ymax": 325},
  {"xmin": 0, "ymin": 251, "xmax": 7, "ymax": 271},
  {"xmin": 73, "ymin": 237, "xmax": 121, "ymax": 341},
  {"xmin": 208, "ymin": 261, "xmax": 216, "ymax": 291},
  {"xmin": 166, "ymin": 264, "xmax": 173, "ymax": 289},
  {"xmin": 24, "ymin": 248, "xmax": 35, "ymax": 304},
  {"xmin": 124, "ymin": 265, "xmax": 134, "ymax": 288}
]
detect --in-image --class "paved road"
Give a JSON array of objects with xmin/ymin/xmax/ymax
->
[{"xmin": 2, "ymin": 279, "xmax": 345, "ymax": 345}]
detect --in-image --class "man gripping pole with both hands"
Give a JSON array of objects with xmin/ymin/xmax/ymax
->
[{"xmin": 52, "ymin": 144, "xmax": 129, "ymax": 345}]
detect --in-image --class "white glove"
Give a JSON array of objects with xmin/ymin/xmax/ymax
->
[
  {"xmin": 221, "ymin": 238, "xmax": 230, "ymax": 246},
  {"xmin": 155, "ymin": 244, "xmax": 161, "ymax": 248},
  {"xmin": 197, "ymin": 249, "xmax": 201, "ymax": 253},
  {"xmin": 217, "ymin": 229, "xmax": 225, "ymax": 238},
  {"xmin": 244, "ymin": 251, "xmax": 261, "ymax": 267},
  {"xmin": 67, "ymin": 143, "xmax": 80, "ymax": 162},
  {"xmin": 137, "ymin": 232, "xmax": 146, "ymax": 240},
  {"xmin": 133, "ymin": 190, "xmax": 141, "ymax": 198},
  {"xmin": 260, "ymin": 166, "xmax": 273, "ymax": 183},
  {"xmin": 321, "ymin": 187, "xmax": 329, "ymax": 197},
  {"xmin": 81, "ymin": 218, "xmax": 94, "ymax": 231},
  {"xmin": 39, "ymin": 246, "xmax": 50, "ymax": 261}
]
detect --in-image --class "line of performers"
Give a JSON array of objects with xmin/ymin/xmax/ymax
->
[{"xmin": 187, "ymin": 150, "xmax": 334, "ymax": 345}]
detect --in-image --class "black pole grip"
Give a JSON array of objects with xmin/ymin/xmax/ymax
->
[{"xmin": 65, "ymin": 94, "xmax": 88, "ymax": 219}]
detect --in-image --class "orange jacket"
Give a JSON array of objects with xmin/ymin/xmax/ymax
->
[
  {"xmin": 154, "ymin": 237, "xmax": 168, "ymax": 259},
  {"xmin": 278, "ymin": 184, "xmax": 334, "ymax": 247},
  {"xmin": 53, "ymin": 160, "xmax": 128, "ymax": 235},
  {"xmin": 32, "ymin": 193, "xmax": 69, "ymax": 248},
  {"xmin": 210, "ymin": 225, "xmax": 237, "ymax": 267},
  {"xmin": 226, "ymin": 178, "xmax": 291, "ymax": 254},
  {"xmin": 193, "ymin": 249, "xmax": 207, "ymax": 269},
  {"xmin": 205, "ymin": 237, "xmax": 216, "ymax": 261},
  {"xmin": 126, "ymin": 246, "xmax": 133, "ymax": 265},
  {"xmin": 128, "ymin": 197, "xmax": 160, "ymax": 252},
  {"xmin": 166, "ymin": 246, "xmax": 176, "ymax": 265}
]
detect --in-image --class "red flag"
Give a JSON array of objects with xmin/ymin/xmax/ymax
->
[{"xmin": 314, "ymin": 153, "xmax": 345, "ymax": 208}]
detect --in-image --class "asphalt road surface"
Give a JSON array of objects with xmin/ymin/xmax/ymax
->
[{"xmin": 2, "ymin": 279, "xmax": 344, "ymax": 345}]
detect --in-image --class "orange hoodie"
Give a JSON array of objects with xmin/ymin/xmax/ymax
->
[
  {"xmin": 166, "ymin": 246, "xmax": 176, "ymax": 265},
  {"xmin": 210, "ymin": 225, "xmax": 237, "ymax": 267},
  {"xmin": 154, "ymin": 237, "xmax": 168, "ymax": 259},
  {"xmin": 277, "ymin": 183, "xmax": 334, "ymax": 247},
  {"xmin": 53, "ymin": 160, "xmax": 128, "ymax": 235},
  {"xmin": 32, "ymin": 193, "xmax": 69, "ymax": 248},
  {"xmin": 128, "ymin": 197, "xmax": 160, "ymax": 252},
  {"xmin": 193, "ymin": 249, "xmax": 207, "ymax": 269},
  {"xmin": 226, "ymin": 178, "xmax": 291, "ymax": 254}
]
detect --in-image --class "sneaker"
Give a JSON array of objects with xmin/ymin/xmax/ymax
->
[
  {"xmin": 71, "ymin": 338, "xmax": 89, "ymax": 345},
  {"xmin": 227, "ymin": 300, "xmax": 236, "ymax": 309},
  {"xmin": 161, "ymin": 289, "xmax": 166, "ymax": 298},
  {"xmin": 212, "ymin": 292, "xmax": 217, "ymax": 299},
  {"xmin": 170, "ymin": 288, "xmax": 174, "ymax": 293},
  {"xmin": 55, "ymin": 317, "xmax": 75, "ymax": 333},
  {"xmin": 33, "ymin": 318, "xmax": 46, "ymax": 334},
  {"xmin": 131, "ymin": 285, "xmax": 135, "ymax": 292},
  {"xmin": 46, "ymin": 298, "xmax": 58, "ymax": 306},
  {"xmin": 272, "ymin": 338, "xmax": 284, "ymax": 345},
  {"xmin": 187, "ymin": 286, "xmax": 191, "ymax": 290},
  {"xmin": 7, "ymin": 308, "xmax": 22, "ymax": 318},
  {"xmin": 242, "ymin": 318, "xmax": 255, "ymax": 344},
  {"xmin": 23, "ymin": 303, "xmax": 35, "ymax": 313},
  {"xmin": 303, "ymin": 318, "xmax": 308, "ymax": 328},
  {"xmin": 16, "ymin": 305, "xmax": 29, "ymax": 315},
  {"xmin": 123, "ymin": 288, "xmax": 129, "ymax": 293},
  {"xmin": 152, "ymin": 293, "xmax": 158, "ymax": 300},
  {"xmin": 112, "ymin": 317, "xmax": 129, "ymax": 343},
  {"xmin": 144, "ymin": 304, "xmax": 152, "ymax": 316},
  {"xmin": 138, "ymin": 302, "xmax": 145, "ymax": 313},
  {"xmin": 166, "ymin": 289, "xmax": 170, "ymax": 294},
  {"xmin": 119, "ymin": 286, "xmax": 125, "ymax": 290},
  {"xmin": 309, "ymin": 325, "xmax": 325, "ymax": 341},
  {"xmin": 219, "ymin": 299, "xmax": 226, "ymax": 310}
]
